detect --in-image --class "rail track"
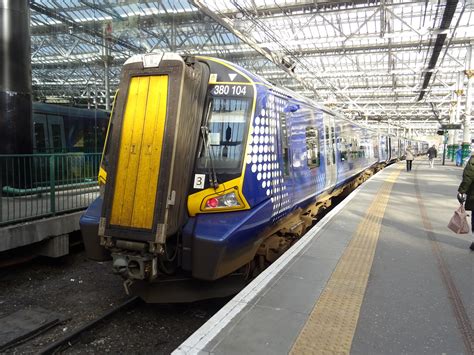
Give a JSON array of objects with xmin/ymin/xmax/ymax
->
[{"xmin": 37, "ymin": 296, "xmax": 140, "ymax": 355}]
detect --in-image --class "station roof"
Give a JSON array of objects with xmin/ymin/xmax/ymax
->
[{"xmin": 30, "ymin": 0, "xmax": 474, "ymax": 134}]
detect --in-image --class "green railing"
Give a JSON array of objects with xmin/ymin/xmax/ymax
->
[{"xmin": 0, "ymin": 153, "xmax": 101, "ymax": 226}]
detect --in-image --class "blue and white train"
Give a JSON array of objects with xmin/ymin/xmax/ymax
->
[{"xmin": 80, "ymin": 53, "xmax": 427, "ymax": 302}]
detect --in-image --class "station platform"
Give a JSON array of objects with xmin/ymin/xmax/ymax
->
[
  {"xmin": 0, "ymin": 189, "xmax": 98, "ymax": 256},
  {"xmin": 175, "ymin": 158, "xmax": 474, "ymax": 354}
]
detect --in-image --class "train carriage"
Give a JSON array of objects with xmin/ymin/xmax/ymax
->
[{"xmin": 32, "ymin": 102, "xmax": 109, "ymax": 153}]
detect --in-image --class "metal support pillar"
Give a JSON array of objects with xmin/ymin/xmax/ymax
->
[
  {"xmin": 448, "ymin": 98, "xmax": 456, "ymax": 160},
  {"xmin": 94, "ymin": 86, "xmax": 98, "ymax": 110},
  {"xmin": 452, "ymin": 72, "xmax": 464, "ymax": 162},
  {"xmin": 102, "ymin": 22, "xmax": 113, "ymax": 111},
  {"xmin": 442, "ymin": 131, "xmax": 448, "ymax": 166},
  {"xmin": 0, "ymin": 0, "xmax": 32, "ymax": 154},
  {"xmin": 171, "ymin": 16, "xmax": 176, "ymax": 51},
  {"xmin": 104, "ymin": 59, "xmax": 110, "ymax": 110},
  {"xmin": 463, "ymin": 44, "xmax": 474, "ymax": 162},
  {"xmin": 87, "ymin": 84, "xmax": 91, "ymax": 110}
]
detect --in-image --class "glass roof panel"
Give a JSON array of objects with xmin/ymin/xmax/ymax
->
[{"xmin": 29, "ymin": 0, "xmax": 474, "ymax": 128}]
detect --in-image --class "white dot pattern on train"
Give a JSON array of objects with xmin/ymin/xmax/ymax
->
[{"xmin": 246, "ymin": 94, "xmax": 291, "ymax": 221}]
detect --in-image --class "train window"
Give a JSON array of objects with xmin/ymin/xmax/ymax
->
[
  {"xmin": 305, "ymin": 126, "xmax": 320, "ymax": 169},
  {"xmin": 324, "ymin": 125, "xmax": 332, "ymax": 166},
  {"xmin": 84, "ymin": 123, "xmax": 96, "ymax": 152},
  {"xmin": 196, "ymin": 97, "xmax": 251, "ymax": 174},
  {"xmin": 34, "ymin": 122, "xmax": 47, "ymax": 152},
  {"xmin": 280, "ymin": 112, "xmax": 290, "ymax": 176},
  {"xmin": 339, "ymin": 124, "xmax": 356, "ymax": 162},
  {"xmin": 97, "ymin": 118, "xmax": 108, "ymax": 153},
  {"xmin": 72, "ymin": 120, "xmax": 85, "ymax": 150},
  {"xmin": 51, "ymin": 124, "xmax": 63, "ymax": 152},
  {"xmin": 359, "ymin": 138, "xmax": 370, "ymax": 158},
  {"xmin": 372, "ymin": 137, "xmax": 379, "ymax": 159},
  {"xmin": 339, "ymin": 136, "xmax": 348, "ymax": 162},
  {"xmin": 331, "ymin": 126, "xmax": 336, "ymax": 164},
  {"xmin": 352, "ymin": 138, "xmax": 360, "ymax": 158}
]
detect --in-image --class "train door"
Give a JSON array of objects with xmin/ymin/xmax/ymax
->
[
  {"xmin": 109, "ymin": 75, "xmax": 169, "ymax": 230},
  {"xmin": 33, "ymin": 114, "xmax": 49, "ymax": 153},
  {"xmin": 399, "ymin": 139, "xmax": 405, "ymax": 159},
  {"xmin": 47, "ymin": 115, "xmax": 66, "ymax": 153},
  {"xmin": 275, "ymin": 108, "xmax": 294, "ymax": 216},
  {"xmin": 379, "ymin": 135, "xmax": 388, "ymax": 162},
  {"xmin": 323, "ymin": 115, "xmax": 336, "ymax": 188}
]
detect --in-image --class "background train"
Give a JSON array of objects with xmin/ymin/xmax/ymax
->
[
  {"xmin": 80, "ymin": 53, "xmax": 428, "ymax": 302},
  {"xmin": 32, "ymin": 102, "xmax": 109, "ymax": 153},
  {"xmin": 0, "ymin": 103, "xmax": 109, "ymax": 190}
]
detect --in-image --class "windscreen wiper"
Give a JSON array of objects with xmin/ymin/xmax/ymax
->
[{"xmin": 200, "ymin": 102, "xmax": 219, "ymax": 189}]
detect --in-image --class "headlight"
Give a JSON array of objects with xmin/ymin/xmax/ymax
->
[{"xmin": 204, "ymin": 191, "xmax": 241, "ymax": 209}]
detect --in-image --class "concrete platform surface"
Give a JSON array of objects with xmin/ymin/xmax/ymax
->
[{"xmin": 175, "ymin": 158, "xmax": 474, "ymax": 354}]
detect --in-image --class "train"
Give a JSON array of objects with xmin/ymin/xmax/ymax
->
[
  {"xmin": 0, "ymin": 103, "xmax": 109, "ymax": 191},
  {"xmin": 32, "ymin": 102, "xmax": 109, "ymax": 153},
  {"xmin": 80, "ymin": 53, "xmax": 428, "ymax": 302}
]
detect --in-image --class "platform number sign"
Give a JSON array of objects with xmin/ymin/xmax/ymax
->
[{"xmin": 193, "ymin": 174, "xmax": 206, "ymax": 189}]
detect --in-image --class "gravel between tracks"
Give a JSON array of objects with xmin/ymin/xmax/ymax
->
[{"xmin": 0, "ymin": 248, "xmax": 228, "ymax": 354}]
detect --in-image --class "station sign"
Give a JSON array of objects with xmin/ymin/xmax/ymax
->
[{"xmin": 440, "ymin": 124, "xmax": 462, "ymax": 130}]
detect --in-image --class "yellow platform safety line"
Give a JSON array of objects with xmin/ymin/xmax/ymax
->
[
  {"xmin": 110, "ymin": 75, "xmax": 168, "ymax": 229},
  {"xmin": 290, "ymin": 165, "xmax": 403, "ymax": 354}
]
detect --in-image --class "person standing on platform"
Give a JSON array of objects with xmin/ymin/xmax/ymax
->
[
  {"xmin": 457, "ymin": 155, "xmax": 474, "ymax": 251},
  {"xmin": 405, "ymin": 145, "xmax": 414, "ymax": 172},
  {"xmin": 455, "ymin": 146, "xmax": 463, "ymax": 166},
  {"xmin": 427, "ymin": 145, "xmax": 437, "ymax": 168}
]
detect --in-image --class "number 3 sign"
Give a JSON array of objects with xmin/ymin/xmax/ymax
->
[{"xmin": 193, "ymin": 174, "xmax": 206, "ymax": 189}]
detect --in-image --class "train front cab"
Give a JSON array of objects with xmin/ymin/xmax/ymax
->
[
  {"xmin": 183, "ymin": 58, "xmax": 271, "ymax": 280},
  {"xmin": 86, "ymin": 54, "xmax": 276, "ymax": 286}
]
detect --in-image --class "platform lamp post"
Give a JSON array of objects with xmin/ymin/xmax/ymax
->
[
  {"xmin": 102, "ymin": 22, "xmax": 113, "ymax": 111},
  {"xmin": 462, "ymin": 43, "xmax": 474, "ymax": 162},
  {"xmin": 442, "ymin": 130, "xmax": 448, "ymax": 166}
]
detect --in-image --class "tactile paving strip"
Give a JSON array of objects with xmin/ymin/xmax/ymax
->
[{"xmin": 290, "ymin": 166, "xmax": 402, "ymax": 354}]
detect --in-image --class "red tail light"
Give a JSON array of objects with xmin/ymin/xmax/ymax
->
[{"xmin": 206, "ymin": 197, "xmax": 219, "ymax": 208}]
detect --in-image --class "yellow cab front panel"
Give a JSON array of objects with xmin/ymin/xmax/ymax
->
[{"xmin": 110, "ymin": 75, "xmax": 168, "ymax": 230}]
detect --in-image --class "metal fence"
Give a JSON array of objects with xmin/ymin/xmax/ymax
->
[{"xmin": 0, "ymin": 153, "xmax": 101, "ymax": 226}]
